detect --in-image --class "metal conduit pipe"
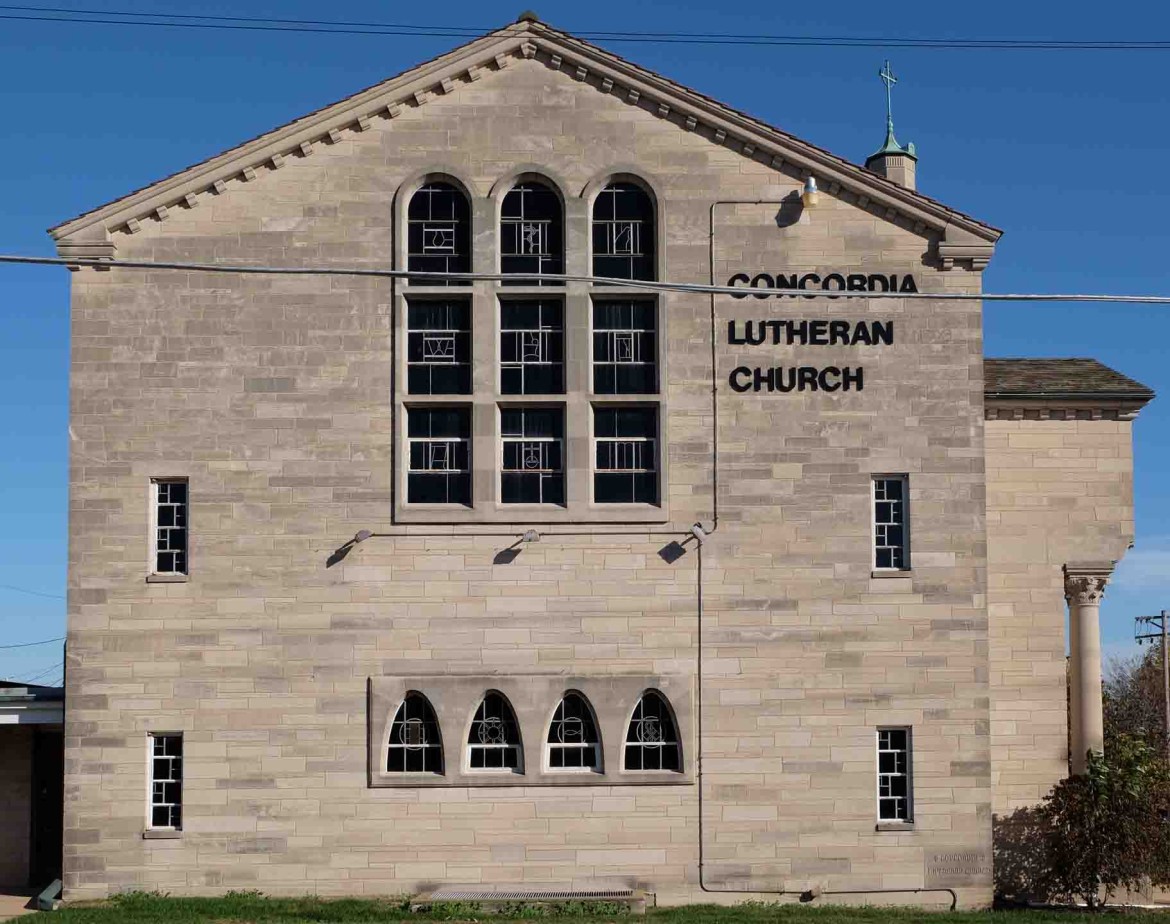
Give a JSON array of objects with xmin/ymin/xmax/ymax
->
[{"xmin": 692, "ymin": 203, "xmax": 960, "ymax": 910}]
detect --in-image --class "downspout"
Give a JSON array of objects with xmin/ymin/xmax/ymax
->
[{"xmin": 694, "ymin": 202, "xmax": 958, "ymax": 911}]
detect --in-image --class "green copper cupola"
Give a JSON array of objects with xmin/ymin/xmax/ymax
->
[{"xmin": 864, "ymin": 61, "xmax": 918, "ymax": 190}]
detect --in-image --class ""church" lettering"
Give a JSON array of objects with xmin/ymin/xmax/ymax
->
[{"xmin": 729, "ymin": 366, "xmax": 865, "ymax": 393}]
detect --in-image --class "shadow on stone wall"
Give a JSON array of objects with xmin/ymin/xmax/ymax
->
[{"xmin": 992, "ymin": 807, "xmax": 1054, "ymax": 904}]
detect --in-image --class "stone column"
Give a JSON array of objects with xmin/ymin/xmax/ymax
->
[{"xmin": 1064, "ymin": 562, "xmax": 1113, "ymax": 775}]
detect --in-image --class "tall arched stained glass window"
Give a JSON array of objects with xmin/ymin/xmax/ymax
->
[
  {"xmin": 408, "ymin": 182, "xmax": 471, "ymax": 284},
  {"xmin": 623, "ymin": 690, "xmax": 681, "ymax": 771},
  {"xmin": 467, "ymin": 691, "xmax": 523, "ymax": 772},
  {"xmin": 386, "ymin": 692, "xmax": 443, "ymax": 773},
  {"xmin": 500, "ymin": 181, "xmax": 563, "ymax": 284},
  {"xmin": 546, "ymin": 692, "xmax": 602, "ymax": 771},
  {"xmin": 592, "ymin": 182, "xmax": 655, "ymax": 281}
]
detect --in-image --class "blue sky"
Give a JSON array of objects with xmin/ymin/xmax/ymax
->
[{"xmin": 1, "ymin": 0, "xmax": 1168, "ymax": 682}]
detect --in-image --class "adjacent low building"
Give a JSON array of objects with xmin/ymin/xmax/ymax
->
[
  {"xmin": 0, "ymin": 681, "xmax": 64, "ymax": 892},
  {"xmin": 50, "ymin": 15, "xmax": 1154, "ymax": 908}
]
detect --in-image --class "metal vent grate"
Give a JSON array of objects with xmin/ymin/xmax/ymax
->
[{"xmin": 426, "ymin": 887, "xmax": 636, "ymax": 901}]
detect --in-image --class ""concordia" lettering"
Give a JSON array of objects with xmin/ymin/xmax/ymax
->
[{"xmin": 726, "ymin": 272, "xmax": 918, "ymax": 299}]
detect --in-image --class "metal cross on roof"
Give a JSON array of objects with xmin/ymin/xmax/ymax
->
[{"xmin": 879, "ymin": 60, "xmax": 897, "ymax": 130}]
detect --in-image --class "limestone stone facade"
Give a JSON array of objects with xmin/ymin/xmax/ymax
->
[{"xmin": 52, "ymin": 16, "xmax": 1151, "ymax": 910}]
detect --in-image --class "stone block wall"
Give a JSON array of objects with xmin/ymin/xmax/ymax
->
[
  {"xmin": 986, "ymin": 417, "xmax": 1136, "ymax": 814},
  {"xmin": 63, "ymin": 50, "xmax": 992, "ymax": 906}
]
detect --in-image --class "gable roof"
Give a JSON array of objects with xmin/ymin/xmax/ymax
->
[
  {"xmin": 985, "ymin": 358, "xmax": 1154, "ymax": 401},
  {"xmin": 984, "ymin": 357, "xmax": 1154, "ymax": 421},
  {"xmin": 50, "ymin": 15, "xmax": 1001, "ymax": 267}
]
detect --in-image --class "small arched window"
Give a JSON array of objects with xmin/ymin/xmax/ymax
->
[
  {"xmin": 500, "ymin": 181, "xmax": 563, "ymax": 283},
  {"xmin": 546, "ymin": 692, "xmax": 602, "ymax": 771},
  {"xmin": 467, "ymin": 691, "xmax": 523, "ymax": 772},
  {"xmin": 386, "ymin": 691, "xmax": 443, "ymax": 773},
  {"xmin": 592, "ymin": 182, "xmax": 655, "ymax": 281},
  {"xmin": 623, "ymin": 690, "xmax": 681, "ymax": 771},
  {"xmin": 407, "ymin": 181, "xmax": 471, "ymax": 284}
]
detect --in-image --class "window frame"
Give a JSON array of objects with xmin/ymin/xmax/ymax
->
[
  {"xmin": 876, "ymin": 726, "xmax": 914, "ymax": 824},
  {"xmin": 391, "ymin": 172, "xmax": 669, "ymax": 525},
  {"xmin": 872, "ymin": 474, "xmax": 911, "ymax": 572},
  {"xmin": 406, "ymin": 298, "xmax": 472, "ymax": 396},
  {"xmin": 466, "ymin": 690, "xmax": 524, "ymax": 774},
  {"xmin": 386, "ymin": 691, "xmax": 445, "ymax": 775},
  {"xmin": 405, "ymin": 405, "xmax": 473, "ymax": 507},
  {"xmin": 544, "ymin": 691, "xmax": 603, "ymax": 773},
  {"xmin": 369, "ymin": 674, "xmax": 692, "ymax": 788},
  {"xmin": 591, "ymin": 404, "xmax": 660, "ymax": 506},
  {"xmin": 591, "ymin": 298, "xmax": 659, "ymax": 395},
  {"xmin": 146, "ymin": 732, "xmax": 183, "ymax": 831},
  {"xmin": 499, "ymin": 298, "xmax": 565, "ymax": 396},
  {"xmin": 406, "ymin": 180, "xmax": 472, "ymax": 285},
  {"xmin": 149, "ymin": 478, "xmax": 189, "ymax": 579},
  {"xmin": 591, "ymin": 181, "xmax": 656, "ymax": 282},
  {"xmin": 499, "ymin": 404, "xmax": 566, "ymax": 507},
  {"xmin": 499, "ymin": 180, "xmax": 564, "ymax": 284},
  {"xmin": 622, "ymin": 689, "xmax": 683, "ymax": 773}
]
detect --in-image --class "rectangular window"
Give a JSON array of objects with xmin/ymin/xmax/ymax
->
[
  {"xmin": 593, "ymin": 406, "xmax": 658, "ymax": 504},
  {"xmin": 407, "ymin": 300, "xmax": 471, "ymax": 395},
  {"xmin": 877, "ymin": 727, "xmax": 912, "ymax": 822},
  {"xmin": 592, "ymin": 301, "xmax": 657, "ymax": 394},
  {"xmin": 501, "ymin": 406, "xmax": 565, "ymax": 505},
  {"xmin": 407, "ymin": 407, "xmax": 472, "ymax": 505},
  {"xmin": 500, "ymin": 301, "xmax": 564, "ymax": 394},
  {"xmin": 873, "ymin": 475, "xmax": 909, "ymax": 570},
  {"xmin": 148, "ymin": 733, "xmax": 183, "ymax": 829},
  {"xmin": 152, "ymin": 479, "xmax": 188, "ymax": 575}
]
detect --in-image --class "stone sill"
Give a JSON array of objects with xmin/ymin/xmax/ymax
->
[
  {"xmin": 142, "ymin": 829, "xmax": 182, "ymax": 840},
  {"xmin": 146, "ymin": 574, "xmax": 189, "ymax": 584},
  {"xmin": 871, "ymin": 569, "xmax": 912, "ymax": 579},
  {"xmin": 392, "ymin": 505, "xmax": 671, "ymax": 526},
  {"xmin": 874, "ymin": 822, "xmax": 915, "ymax": 833}
]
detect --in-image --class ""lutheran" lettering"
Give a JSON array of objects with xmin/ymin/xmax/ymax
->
[{"xmin": 727, "ymin": 319, "xmax": 893, "ymax": 347}]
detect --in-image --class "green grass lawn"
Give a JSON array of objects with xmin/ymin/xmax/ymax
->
[{"xmin": 43, "ymin": 893, "xmax": 1168, "ymax": 924}]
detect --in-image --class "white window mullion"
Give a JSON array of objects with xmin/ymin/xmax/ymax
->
[
  {"xmin": 877, "ymin": 727, "xmax": 913, "ymax": 822},
  {"xmin": 872, "ymin": 474, "xmax": 909, "ymax": 571},
  {"xmin": 151, "ymin": 479, "xmax": 188, "ymax": 576},
  {"xmin": 148, "ymin": 732, "xmax": 183, "ymax": 830}
]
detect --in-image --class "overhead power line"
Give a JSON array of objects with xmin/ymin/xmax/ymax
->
[
  {"xmin": 0, "ymin": 636, "xmax": 64, "ymax": 650},
  {"xmin": 0, "ymin": 580, "xmax": 65, "ymax": 600},
  {"xmin": 0, "ymin": 6, "xmax": 1168, "ymax": 49},
  {"xmin": 14, "ymin": 661, "xmax": 64, "ymax": 685},
  {"xmin": 3, "ymin": 253, "xmax": 1170, "ymax": 304}
]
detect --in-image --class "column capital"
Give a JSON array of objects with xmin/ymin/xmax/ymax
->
[{"xmin": 1063, "ymin": 562, "xmax": 1115, "ymax": 606}]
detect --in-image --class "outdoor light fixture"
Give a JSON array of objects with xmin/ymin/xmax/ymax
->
[
  {"xmin": 801, "ymin": 176, "xmax": 820, "ymax": 208},
  {"xmin": 690, "ymin": 523, "xmax": 708, "ymax": 544},
  {"xmin": 521, "ymin": 529, "xmax": 541, "ymax": 543},
  {"xmin": 353, "ymin": 529, "xmax": 373, "ymax": 544}
]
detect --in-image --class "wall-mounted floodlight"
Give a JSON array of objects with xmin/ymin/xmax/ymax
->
[
  {"xmin": 690, "ymin": 523, "xmax": 708, "ymax": 545},
  {"xmin": 521, "ymin": 529, "xmax": 541, "ymax": 543},
  {"xmin": 801, "ymin": 176, "xmax": 820, "ymax": 209},
  {"xmin": 353, "ymin": 529, "xmax": 373, "ymax": 544}
]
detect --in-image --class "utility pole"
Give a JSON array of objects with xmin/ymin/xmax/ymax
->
[{"xmin": 1135, "ymin": 610, "xmax": 1170, "ymax": 762}]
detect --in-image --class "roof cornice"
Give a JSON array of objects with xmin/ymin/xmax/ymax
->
[
  {"xmin": 50, "ymin": 25, "xmax": 529, "ymax": 245},
  {"xmin": 985, "ymin": 395, "xmax": 1153, "ymax": 421},
  {"xmin": 51, "ymin": 18, "xmax": 1001, "ymax": 272}
]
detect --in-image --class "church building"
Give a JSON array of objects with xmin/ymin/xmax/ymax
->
[{"xmin": 49, "ymin": 14, "xmax": 1154, "ymax": 908}]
